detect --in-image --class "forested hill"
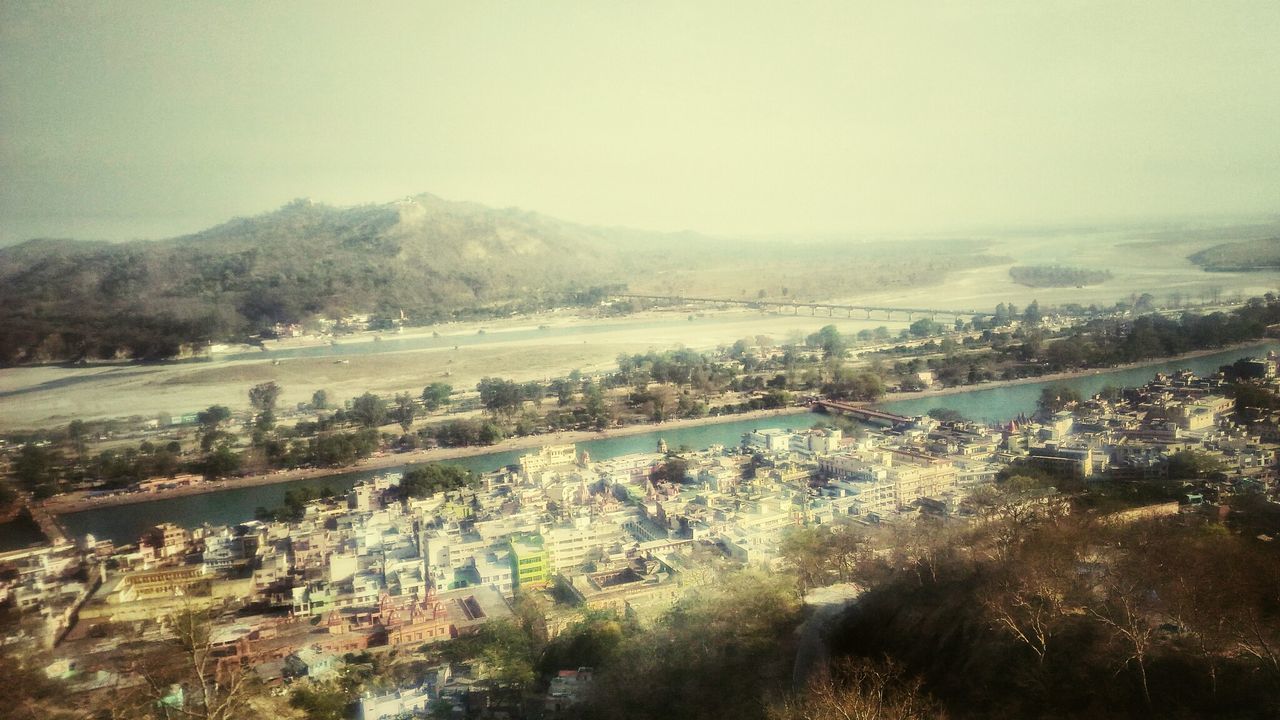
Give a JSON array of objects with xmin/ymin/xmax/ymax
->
[
  {"xmin": 1187, "ymin": 237, "xmax": 1280, "ymax": 271},
  {"xmin": 0, "ymin": 193, "xmax": 1008, "ymax": 364},
  {"xmin": 0, "ymin": 194, "xmax": 673, "ymax": 363}
]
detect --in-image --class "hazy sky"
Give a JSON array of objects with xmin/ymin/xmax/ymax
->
[{"xmin": 2, "ymin": 1, "xmax": 1278, "ymax": 244}]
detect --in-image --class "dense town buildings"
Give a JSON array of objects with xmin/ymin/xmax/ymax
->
[{"xmin": 1, "ymin": 353, "xmax": 1277, "ymax": 714}]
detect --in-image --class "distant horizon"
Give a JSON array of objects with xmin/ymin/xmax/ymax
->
[
  {"xmin": 4, "ymin": 3, "xmax": 1279, "ymax": 247},
  {"xmin": 2, "ymin": 188, "xmax": 1278, "ymax": 248}
]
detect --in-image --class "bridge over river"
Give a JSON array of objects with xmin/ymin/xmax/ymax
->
[
  {"xmin": 615, "ymin": 293, "xmax": 982, "ymax": 321},
  {"xmin": 815, "ymin": 399, "xmax": 916, "ymax": 427}
]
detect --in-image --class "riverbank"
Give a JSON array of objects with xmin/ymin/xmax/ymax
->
[
  {"xmin": 36, "ymin": 339, "xmax": 1276, "ymax": 516},
  {"xmin": 41, "ymin": 406, "xmax": 810, "ymax": 514},
  {"xmin": 874, "ymin": 339, "xmax": 1275, "ymax": 409}
]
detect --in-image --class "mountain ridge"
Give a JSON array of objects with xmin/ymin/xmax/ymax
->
[{"xmin": 0, "ymin": 193, "xmax": 676, "ymax": 363}]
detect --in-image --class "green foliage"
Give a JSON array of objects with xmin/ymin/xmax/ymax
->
[
  {"xmin": 427, "ymin": 419, "xmax": 506, "ymax": 447},
  {"xmin": 392, "ymin": 392, "xmax": 417, "ymax": 432},
  {"xmin": 582, "ymin": 570, "xmax": 802, "ymax": 720},
  {"xmin": 197, "ymin": 405, "xmax": 232, "ymax": 429},
  {"xmin": 779, "ymin": 523, "xmax": 873, "ymax": 590},
  {"xmin": 908, "ymin": 318, "xmax": 945, "ymax": 338},
  {"xmin": 807, "ymin": 325, "xmax": 847, "ymax": 359},
  {"xmin": 823, "ymin": 369, "xmax": 885, "ymax": 402},
  {"xmin": 1037, "ymin": 384, "xmax": 1081, "ymax": 413},
  {"xmin": 1229, "ymin": 382, "xmax": 1278, "ymax": 414},
  {"xmin": 1039, "ymin": 299, "xmax": 1280, "ymax": 371},
  {"xmin": 926, "ymin": 408, "xmax": 966, "ymax": 423},
  {"xmin": 478, "ymin": 377, "xmax": 523, "ymax": 417},
  {"xmin": 350, "ymin": 392, "xmax": 388, "ymax": 427},
  {"xmin": 13, "ymin": 443, "xmax": 63, "ymax": 497},
  {"xmin": 201, "ymin": 444, "xmax": 242, "ymax": 479},
  {"xmin": 399, "ymin": 464, "xmax": 472, "ymax": 498},
  {"xmin": 255, "ymin": 486, "xmax": 333, "ymax": 522},
  {"xmin": 248, "ymin": 381, "xmax": 281, "ymax": 414},
  {"xmin": 1010, "ymin": 265, "xmax": 1112, "ymax": 288},
  {"xmin": 650, "ymin": 457, "xmax": 689, "ymax": 484},
  {"xmin": 537, "ymin": 611, "xmax": 630, "ymax": 677},
  {"xmin": 289, "ymin": 681, "xmax": 351, "ymax": 720},
  {"xmin": 1166, "ymin": 450, "xmax": 1223, "ymax": 480},
  {"xmin": 0, "ymin": 197, "xmax": 638, "ymax": 363},
  {"xmin": 421, "ymin": 382, "xmax": 452, "ymax": 411}
]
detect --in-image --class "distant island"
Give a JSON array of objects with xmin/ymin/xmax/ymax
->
[
  {"xmin": 1188, "ymin": 237, "xmax": 1280, "ymax": 272},
  {"xmin": 1009, "ymin": 264, "xmax": 1112, "ymax": 287}
]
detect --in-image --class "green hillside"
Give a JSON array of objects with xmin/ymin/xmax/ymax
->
[
  {"xmin": 0, "ymin": 194, "xmax": 1005, "ymax": 364},
  {"xmin": 0, "ymin": 195, "xmax": 638, "ymax": 363},
  {"xmin": 1187, "ymin": 237, "xmax": 1280, "ymax": 271}
]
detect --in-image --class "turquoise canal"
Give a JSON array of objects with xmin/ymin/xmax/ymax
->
[
  {"xmin": 57, "ymin": 413, "xmax": 823, "ymax": 545},
  {"xmin": 879, "ymin": 341, "xmax": 1279, "ymax": 423},
  {"xmin": 50, "ymin": 341, "xmax": 1279, "ymax": 545}
]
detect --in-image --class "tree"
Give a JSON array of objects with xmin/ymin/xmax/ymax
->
[
  {"xmin": 779, "ymin": 526, "xmax": 832, "ymax": 590},
  {"xmin": 994, "ymin": 302, "xmax": 1010, "ymax": 325},
  {"xmin": 391, "ymin": 392, "xmax": 417, "ymax": 432},
  {"xmin": 769, "ymin": 657, "xmax": 946, "ymax": 720},
  {"xmin": 1166, "ymin": 449, "xmax": 1223, "ymax": 479},
  {"xmin": 14, "ymin": 443, "xmax": 62, "ymax": 497},
  {"xmin": 1024, "ymin": 299, "xmax": 1042, "ymax": 325},
  {"xmin": 350, "ymin": 392, "xmax": 388, "ymax": 428},
  {"xmin": 1088, "ymin": 565, "xmax": 1159, "ymax": 708},
  {"xmin": 1037, "ymin": 384, "xmax": 1080, "ymax": 414},
  {"xmin": 586, "ymin": 570, "xmax": 802, "ymax": 720},
  {"xmin": 201, "ymin": 444, "xmax": 242, "ymax": 479},
  {"xmin": 399, "ymin": 464, "xmax": 472, "ymax": 498},
  {"xmin": 248, "ymin": 381, "xmax": 281, "ymax": 416},
  {"xmin": 109, "ymin": 608, "xmax": 259, "ymax": 719},
  {"xmin": 67, "ymin": 418, "xmax": 88, "ymax": 461},
  {"xmin": 651, "ymin": 457, "xmax": 689, "ymax": 484},
  {"xmin": 478, "ymin": 377, "xmax": 523, "ymax": 418},
  {"xmin": 197, "ymin": 405, "xmax": 231, "ymax": 430},
  {"xmin": 421, "ymin": 382, "xmax": 452, "ymax": 411},
  {"xmin": 807, "ymin": 325, "xmax": 847, "ymax": 359},
  {"xmin": 549, "ymin": 378, "xmax": 575, "ymax": 406},
  {"xmin": 311, "ymin": 389, "xmax": 329, "ymax": 410},
  {"xmin": 927, "ymin": 408, "xmax": 965, "ymax": 423},
  {"xmin": 538, "ymin": 611, "xmax": 628, "ymax": 677},
  {"xmin": 908, "ymin": 318, "xmax": 944, "ymax": 338},
  {"xmin": 290, "ymin": 681, "xmax": 350, "ymax": 720}
]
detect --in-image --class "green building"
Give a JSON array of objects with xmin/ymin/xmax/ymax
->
[{"xmin": 510, "ymin": 533, "xmax": 550, "ymax": 589}]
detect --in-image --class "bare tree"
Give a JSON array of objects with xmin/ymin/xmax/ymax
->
[
  {"xmin": 769, "ymin": 656, "xmax": 946, "ymax": 720},
  {"xmin": 103, "ymin": 609, "xmax": 259, "ymax": 720},
  {"xmin": 1088, "ymin": 567, "xmax": 1158, "ymax": 708}
]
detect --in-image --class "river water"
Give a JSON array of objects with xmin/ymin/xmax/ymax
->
[{"xmin": 21, "ymin": 341, "xmax": 1277, "ymax": 547}]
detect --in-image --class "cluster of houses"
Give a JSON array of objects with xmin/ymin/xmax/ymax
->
[
  {"xmin": 1014, "ymin": 356, "xmax": 1279, "ymax": 494},
  {"xmin": 4, "ymin": 353, "xmax": 1278, "ymax": 717}
]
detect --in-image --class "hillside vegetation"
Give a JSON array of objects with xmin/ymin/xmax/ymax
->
[
  {"xmin": 1188, "ymin": 237, "xmax": 1280, "ymax": 272},
  {"xmin": 0, "ymin": 194, "xmax": 1004, "ymax": 364}
]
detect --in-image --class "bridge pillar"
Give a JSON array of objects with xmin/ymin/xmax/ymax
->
[
  {"xmin": 907, "ymin": 311, "xmax": 914, "ymax": 321},
  {"xmin": 865, "ymin": 310, "xmax": 871, "ymax": 319}
]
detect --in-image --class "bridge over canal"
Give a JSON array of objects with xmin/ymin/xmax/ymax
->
[{"xmin": 615, "ymin": 293, "xmax": 983, "ymax": 321}]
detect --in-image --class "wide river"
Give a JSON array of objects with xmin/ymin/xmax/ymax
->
[{"xmin": 32, "ymin": 341, "xmax": 1277, "ymax": 545}]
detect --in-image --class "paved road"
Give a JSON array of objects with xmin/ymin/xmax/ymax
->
[{"xmin": 792, "ymin": 582, "xmax": 864, "ymax": 690}]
